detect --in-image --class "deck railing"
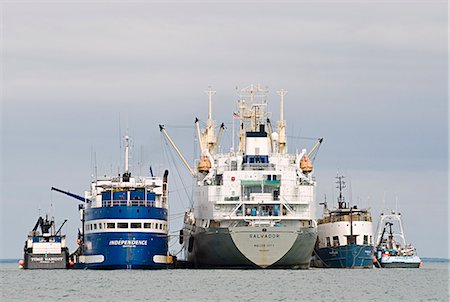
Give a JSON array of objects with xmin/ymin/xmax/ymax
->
[{"xmin": 101, "ymin": 200, "xmax": 156, "ymax": 207}]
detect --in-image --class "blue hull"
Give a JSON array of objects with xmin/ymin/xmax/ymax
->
[
  {"xmin": 315, "ymin": 245, "xmax": 373, "ymax": 268},
  {"xmin": 79, "ymin": 206, "xmax": 168, "ymax": 269}
]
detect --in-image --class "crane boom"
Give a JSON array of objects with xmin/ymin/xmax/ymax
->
[
  {"xmin": 159, "ymin": 125, "xmax": 196, "ymax": 176},
  {"xmin": 266, "ymin": 118, "xmax": 274, "ymax": 152},
  {"xmin": 51, "ymin": 187, "xmax": 90, "ymax": 202},
  {"xmin": 215, "ymin": 123, "xmax": 225, "ymax": 153},
  {"xmin": 307, "ymin": 138, "xmax": 324, "ymax": 159}
]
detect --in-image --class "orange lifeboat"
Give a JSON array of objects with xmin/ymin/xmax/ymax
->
[
  {"xmin": 198, "ymin": 156, "xmax": 211, "ymax": 173},
  {"xmin": 300, "ymin": 155, "xmax": 313, "ymax": 173}
]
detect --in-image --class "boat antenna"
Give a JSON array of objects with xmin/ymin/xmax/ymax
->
[
  {"xmin": 119, "ymin": 113, "xmax": 122, "ymax": 171},
  {"xmin": 94, "ymin": 152, "xmax": 97, "ymax": 180},
  {"xmin": 50, "ymin": 203, "xmax": 55, "ymax": 234},
  {"xmin": 348, "ymin": 177, "xmax": 353, "ymax": 208},
  {"xmin": 319, "ymin": 194, "xmax": 328, "ymax": 211},
  {"xmin": 90, "ymin": 145, "xmax": 94, "ymax": 179},
  {"xmin": 336, "ymin": 173, "xmax": 346, "ymax": 209},
  {"xmin": 124, "ymin": 135, "xmax": 130, "ymax": 174}
]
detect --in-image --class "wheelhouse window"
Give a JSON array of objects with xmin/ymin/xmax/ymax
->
[
  {"xmin": 131, "ymin": 223, "xmax": 142, "ymax": 229},
  {"xmin": 333, "ymin": 236, "xmax": 340, "ymax": 247},
  {"xmin": 326, "ymin": 237, "xmax": 331, "ymax": 247},
  {"xmin": 143, "ymin": 223, "xmax": 151, "ymax": 228},
  {"xmin": 117, "ymin": 222, "xmax": 128, "ymax": 229},
  {"xmin": 363, "ymin": 235, "xmax": 368, "ymax": 245},
  {"xmin": 107, "ymin": 223, "xmax": 115, "ymax": 229}
]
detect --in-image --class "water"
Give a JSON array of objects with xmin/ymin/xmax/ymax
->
[{"xmin": 1, "ymin": 263, "xmax": 448, "ymax": 301}]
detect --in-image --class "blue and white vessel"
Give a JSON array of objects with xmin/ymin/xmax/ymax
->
[
  {"xmin": 313, "ymin": 174, "xmax": 374, "ymax": 268},
  {"xmin": 53, "ymin": 136, "xmax": 171, "ymax": 269}
]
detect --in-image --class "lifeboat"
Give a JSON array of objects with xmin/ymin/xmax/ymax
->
[
  {"xmin": 300, "ymin": 155, "xmax": 313, "ymax": 173},
  {"xmin": 198, "ymin": 156, "xmax": 211, "ymax": 173}
]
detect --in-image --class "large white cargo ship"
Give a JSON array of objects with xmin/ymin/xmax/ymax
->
[{"xmin": 161, "ymin": 84, "xmax": 322, "ymax": 268}]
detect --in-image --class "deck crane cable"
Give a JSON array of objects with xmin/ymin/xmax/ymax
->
[
  {"xmin": 162, "ymin": 135, "xmax": 191, "ymax": 207},
  {"xmin": 169, "ymin": 212, "xmax": 185, "ymax": 219},
  {"xmin": 286, "ymin": 135, "xmax": 318, "ymax": 140},
  {"xmin": 160, "ymin": 134, "xmax": 192, "ymax": 209},
  {"xmin": 162, "ymin": 125, "xmax": 194, "ymax": 129}
]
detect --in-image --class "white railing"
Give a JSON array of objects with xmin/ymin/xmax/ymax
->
[{"xmin": 101, "ymin": 200, "xmax": 156, "ymax": 207}]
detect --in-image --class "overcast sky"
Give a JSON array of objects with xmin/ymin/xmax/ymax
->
[{"xmin": 1, "ymin": 1, "xmax": 448, "ymax": 259}]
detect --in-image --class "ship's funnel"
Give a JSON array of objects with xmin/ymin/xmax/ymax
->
[{"xmin": 245, "ymin": 129, "xmax": 269, "ymax": 156}]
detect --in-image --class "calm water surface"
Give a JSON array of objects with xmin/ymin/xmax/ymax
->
[{"xmin": 1, "ymin": 263, "xmax": 448, "ymax": 301}]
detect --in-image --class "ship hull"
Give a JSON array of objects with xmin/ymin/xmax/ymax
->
[
  {"xmin": 313, "ymin": 245, "xmax": 373, "ymax": 268},
  {"xmin": 24, "ymin": 250, "xmax": 69, "ymax": 269},
  {"xmin": 184, "ymin": 225, "xmax": 317, "ymax": 269},
  {"xmin": 80, "ymin": 232, "xmax": 168, "ymax": 269},
  {"xmin": 78, "ymin": 206, "xmax": 169, "ymax": 269},
  {"xmin": 379, "ymin": 256, "xmax": 421, "ymax": 268}
]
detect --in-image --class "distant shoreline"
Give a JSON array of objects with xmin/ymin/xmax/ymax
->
[{"xmin": 420, "ymin": 258, "xmax": 450, "ymax": 263}]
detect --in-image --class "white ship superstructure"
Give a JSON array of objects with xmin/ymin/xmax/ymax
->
[{"xmin": 161, "ymin": 84, "xmax": 322, "ymax": 268}]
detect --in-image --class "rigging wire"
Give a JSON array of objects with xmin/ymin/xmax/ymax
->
[
  {"xmin": 160, "ymin": 134, "xmax": 193, "ymax": 208},
  {"xmin": 286, "ymin": 135, "xmax": 318, "ymax": 140},
  {"xmin": 162, "ymin": 125, "xmax": 193, "ymax": 129}
]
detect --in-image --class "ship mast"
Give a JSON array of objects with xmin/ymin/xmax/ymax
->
[
  {"xmin": 237, "ymin": 84, "xmax": 268, "ymax": 153},
  {"xmin": 122, "ymin": 135, "xmax": 131, "ymax": 181},
  {"xmin": 336, "ymin": 174, "xmax": 346, "ymax": 209},
  {"xmin": 124, "ymin": 135, "xmax": 130, "ymax": 174},
  {"xmin": 277, "ymin": 89, "xmax": 287, "ymax": 154},
  {"xmin": 205, "ymin": 88, "xmax": 216, "ymax": 154}
]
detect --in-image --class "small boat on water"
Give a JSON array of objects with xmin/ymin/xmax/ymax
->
[
  {"xmin": 22, "ymin": 214, "xmax": 69, "ymax": 269},
  {"xmin": 374, "ymin": 210, "xmax": 421, "ymax": 268},
  {"xmin": 312, "ymin": 174, "xmax": 374, "ymax": 268}
]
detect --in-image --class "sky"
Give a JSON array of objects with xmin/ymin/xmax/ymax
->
[{"xmin": 0, "ymin": 1, "xmax": 448, "ymax": 259}]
